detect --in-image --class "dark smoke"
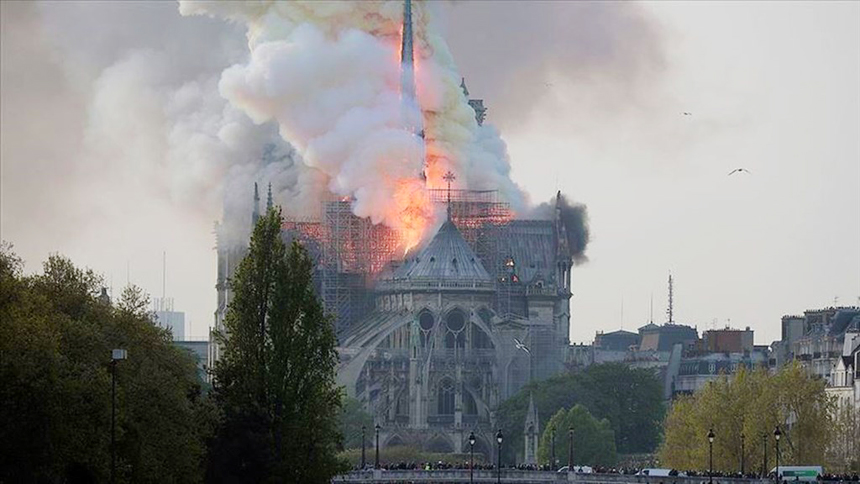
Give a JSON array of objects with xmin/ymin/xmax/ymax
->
[
  {"xmin": 557, "ymin": 194, "xmax": 590, "ymax": 264},
  {"xmin": 529, "ymin": 193, "xmax": 590, "ymax": 264}
]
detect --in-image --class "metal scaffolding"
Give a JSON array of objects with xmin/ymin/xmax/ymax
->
[{"xmin": 282, "ymin": 190, "xmax": 519, "ymax": 338}]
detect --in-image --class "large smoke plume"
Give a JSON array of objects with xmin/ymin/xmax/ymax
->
[
  {"xmin": 180, "ymin": 0, "xmax": 530, "ymax": 248},
  {"xmin": 557, "ymin": 194, "xmax": 590, "ymax": 264}
]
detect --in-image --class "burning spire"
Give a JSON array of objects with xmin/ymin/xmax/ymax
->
[{"xmin": 400, "ymin": 0, "xmax": 425, "ymax": 178}]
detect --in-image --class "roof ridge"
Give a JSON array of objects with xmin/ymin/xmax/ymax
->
[{"xmin": 389, "ymin": 219, "xmax": 492, "ymax": 283}]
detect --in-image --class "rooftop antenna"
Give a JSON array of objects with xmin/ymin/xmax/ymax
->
[
  {"xmin": 443, "ymin": 170, "xmax": 455, "ymax": 219},
  {"xmin": 650, "ymin": 292, "xmax": 654, "ymax": 324},
  {"xmin": 666, "ymin": 272, "xmax": 674, "ymax": 324},
  {"xmin": 162, "ymin": 251, "xmax": 166, "ymax": 300}
]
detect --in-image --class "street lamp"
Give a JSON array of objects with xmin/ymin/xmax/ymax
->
[
  {"xmin": 361, "ymin": 425, "xmax": 366, "ymax": 470},
  {"xmin": 740, "ymin": 433, "xmax": 745, "ymax": 476},
  {"xmin": 762, "ymin": 433, "xmax": 768, "ymax": 478},
  {"xmin": 110, "ymin": 349, "xmax": 127, "ymax": 484},
  {"xmin": 774, "ymin": 426, "xmax": 782, "ymax": 484},
  {"xmin": 568, "ymin": 426, "xmax": 574, "ymax": 471},
  {"xmin": 469, "ymin": 431, "xmax": 476, "ymax": 484},
  {"xmin": 551, "ymin": 428, "xmax": 556, "ymax": 471},
  {"xmin": 707, "ymin": 428, "xmax": 715, "ymax": 484},
  {"xmin": 496, "ymin": 429, "xmax": 503, "ymax": 484},
  {"xmin": 375, "ymin": 424, "xmax": 381, "ymax": 470}
]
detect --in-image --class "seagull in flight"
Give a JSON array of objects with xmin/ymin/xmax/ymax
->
[
  {"xmin": 728, "ymin": 168, "xmax": 752, "ymax": 176},
  {"xmin": 513, "ymin": 337, "xmax": 530, "ymax": 354},
  {"xmin": 682, "ymin": 112, "xmax": 692, "ymax": 116}
]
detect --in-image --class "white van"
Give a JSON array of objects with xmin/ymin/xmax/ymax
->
[
  {"xmin": 637, "ymin": 469, "xmax": 674, "ymax": 477},
  {"xmin": 771, "ymin": 466, "xmax": 822, "ymax": 482}
]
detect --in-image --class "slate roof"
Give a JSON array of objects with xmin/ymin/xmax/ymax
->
[
  {"xmin": 390, "ymin": 219, "xmax": 492, "ymax": 283},
  {"xmin": 501, "ymin": 220, "xmax": 557, "ymax": 285}
]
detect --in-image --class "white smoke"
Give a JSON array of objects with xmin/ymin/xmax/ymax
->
[{"xmin": 180, "ymin": 0, "xmax": 530, "ymax": 244}]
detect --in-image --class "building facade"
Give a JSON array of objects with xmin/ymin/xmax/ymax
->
[{"xmin": 335, "ymin": 207, "xmax": 573, "ymax": 455}]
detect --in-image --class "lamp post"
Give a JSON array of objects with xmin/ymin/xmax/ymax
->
[
  {"xmin": 361, "ymin": 425, "xmax": 366, "ymax": 470},
  {"xmin": 762, "ymin": 433, "xmax": 768, "ymax": 478},
  {"xmin": 740, "ymin": 433, "xmax": 745, "ymax": 476},
  {"xmin": 375, "ymin": 424, "xmax": 381, "ymax": 470},
  {"xmin": 110, "ymin": 349, "xmax": 127, "ymax": 484},
  {"xmin": 496, "ymin": 429, "xmax": 503, "ymax": 484},
  {"xmin": 469, "ymin": 431, "xmax": 476, "ymax": 484},
  {"xmin": 774, "ymin": 426, "xmax": 782, "ymax": 484},
  {"xmin": 707, "ymin": 428, "xmax": 715, "ymax": 484},
  {"xmin": 551, "ymin": 428, "xmax": 556, "ymax": 471},
  {"xmin": 568, "ymin": 426, "xmax": 574, "ymax": 471}
]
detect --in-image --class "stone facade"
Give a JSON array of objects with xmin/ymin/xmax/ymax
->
[{"xmin": 336, "ymin": 209, "xmax": 572, "ymax": 458}]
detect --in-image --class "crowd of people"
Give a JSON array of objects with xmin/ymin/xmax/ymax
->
[
  {"xmin": 818, "ymin": 474, "xmax": 860, "ymax": 482},
  {"xmin": 352, "ymin": 461, "xmax": 553, "ymax": 471},
  {"xmin": 350, "ymin": 462, "xmax": 860, "ymax": 483}
]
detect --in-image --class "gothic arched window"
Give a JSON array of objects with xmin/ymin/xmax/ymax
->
[
  {"xmin": 445, "ymin": 310, "xmax": 466, "ymax": 348},
  {"xmin": 418, "ymin": 311, "xmax": 434, "ymax": 348},
  {"xmin": 437, "ymin": 379, "xmax": 455, "ymax": 415}
]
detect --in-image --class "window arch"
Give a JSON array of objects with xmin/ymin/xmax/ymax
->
[
  {"xmin": 446, "ymin": 310, "xmax": 466, "ymax": 332},
  {"xmin": 419, "ymin": 310, "xmax": 435, "ymax": 331},
  {"xmin": 418, "ymin": 310, "xmax": 434, "ymax": 348},
  {"xmin": 437, "ymin": 379, "xmax": 455, "ymax": 415},
  {"xmin": 444, "ymin": 309, "xmax": 467, "ymax": 348}
]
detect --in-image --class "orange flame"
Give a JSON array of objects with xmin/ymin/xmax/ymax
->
[{"xmin": 392, "ymin": 178, "xmax": 431, "ymax": 256}]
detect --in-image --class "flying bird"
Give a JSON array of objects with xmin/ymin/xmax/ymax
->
[
  {"xmin": 682, "ymin": 112, "xmax": 692, "ymax": 116},
  {"xmin": 513, "ymin": 337, "xmax": 530, "ymax": 354},
  {"xmin": 728, "ymin": 168, "xmax": 752, "ymax": 176}
]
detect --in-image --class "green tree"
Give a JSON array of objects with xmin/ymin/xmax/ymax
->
[
  {"xmin": 537, "ymin": 405, "xmax": 617, "ymax": 467},
  {"xmin": 496, "ymin": 362, "xmax": 664, "ymax": 462},
  {"xmin": 826, "ymin": 400, "xmax": 859, "ymax": 472},
  {"xmin": 0, "ymin": 243, "xmax": 211, "ymax": 483},
  {"xmin": 659, "ymin": 364, "xmax": 835, "ymax": 471},
  {"xmin": 206, "ymin": 209, "xmax": 344, "ymax": 483}
]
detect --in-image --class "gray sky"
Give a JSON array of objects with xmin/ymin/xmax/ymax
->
[{"xmin": 1, "ymin": 1, "xmax": 858, "ymax": 344}]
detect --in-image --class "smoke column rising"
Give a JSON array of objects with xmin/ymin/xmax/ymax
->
[{"xmin": 180, "ymin": 0, "xmax": 531, "ymax": 247}]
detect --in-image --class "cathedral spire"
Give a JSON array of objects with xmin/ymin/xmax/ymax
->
[
  {"xmin": 400, "ymin": 0, "xmax": 426, "ymax": 180},
  {"xmin": 266, "ymin": 183, "xmax": 273, "ymax": 212},
  {"xmin": 252, "ymin": 182, "xmax": 260, "ymax": 223}
]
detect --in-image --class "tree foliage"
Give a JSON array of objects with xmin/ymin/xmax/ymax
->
[
  {"xmin": 495, "ymin": 362, "xmax": 664, "ymax": 462},
  {"xmin": 206, "ymin": 209, "xmax": 345, "ymax": 483},
  {"xmin": 538, "ymin": 405, "xmax": 617, "ymax": 467},
  {"xmin": 659, "ymin": 364, "xmax": 835, "ymax": 472},
  {"xmin": 0, "ymin": 243, "xmax": 212, "ymax": 483},
  {"xmin": 827, "ymin": 400, "xmax": 860, "ymax": 473}
]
